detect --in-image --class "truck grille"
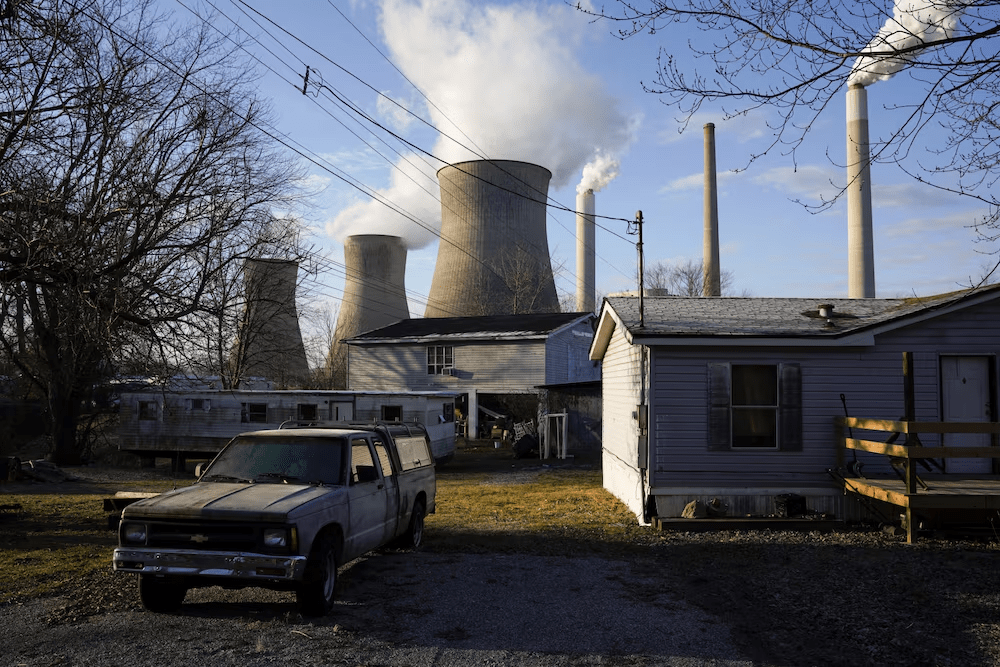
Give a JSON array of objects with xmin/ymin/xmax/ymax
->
[{"xmin": 146, "ymin": 520, "xmax": 262, "ymax": 551}]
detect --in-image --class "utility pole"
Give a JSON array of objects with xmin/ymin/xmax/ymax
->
[{"xmin": 632, "ymin": 210, "xmax": 645, "ymax": 329}]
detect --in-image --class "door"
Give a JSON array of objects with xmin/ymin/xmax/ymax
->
[
  {"xmin": 941, "ymin": 356, "xmax": 994, "ymax": 474},
  {"xmin": 345, "ymin": 437, "xmax": 390, "ymax": 559}
]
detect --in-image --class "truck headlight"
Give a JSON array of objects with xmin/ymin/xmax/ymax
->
[
  {"xmin": 262, "ymin": 528, "xmax": 289, "ymax": 548},
  {"xmin": 121, "ymin": 522, "xmax": 148, "ymax": 545}
]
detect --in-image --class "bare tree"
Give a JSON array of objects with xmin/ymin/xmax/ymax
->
[
  {"xmin": 467, "ymin": 246, "xmax": 562, "ymax": 315},
  {"xmin": 0, "ymin": 0, "xmax": 305, "ymax": 463},
  {"xmin": 644, "ymin": 259, "xmax": 744, "ymax": 296},
  {"xmin": 581, "ymin": 1, "xmax": 1000, "ymax": 230}
]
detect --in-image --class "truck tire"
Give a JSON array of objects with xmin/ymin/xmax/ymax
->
[
  {"xmin": 138, "ymin": 574, "xmax": 187, "ymax": 613},
  {"xmin": 297, "ymin": 534, "xmax": 339, "ymax": 617},
  {"xmin": 400, "ymin": 499, "xmax": 425, "ymax": 550}
]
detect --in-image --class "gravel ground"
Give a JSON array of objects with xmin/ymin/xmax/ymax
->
[{"xmin": 4, "ymin": 459, "xmax": 1000, "ymax": 666}]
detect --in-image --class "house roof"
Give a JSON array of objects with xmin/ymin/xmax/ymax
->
[
  {"xmin": 590, "ymin": 285, "xmax": 1000, "ymax": 358},
  {"xmin": 345, "ymin": 312, "xmax": 595, "ymax": 344}
]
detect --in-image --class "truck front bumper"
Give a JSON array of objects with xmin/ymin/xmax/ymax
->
[{"xmin": 113, "ymin": 548, "xmax": 308, "ymax": 582}]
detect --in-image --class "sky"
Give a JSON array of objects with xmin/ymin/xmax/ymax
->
[{"xmin": 178, "ymin": 0, "xmax": 998, "ymax": 331}]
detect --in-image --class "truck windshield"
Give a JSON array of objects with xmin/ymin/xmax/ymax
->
[{"xmin": 202, "ymin": 436, "xmax": 347, "ymax": 485}]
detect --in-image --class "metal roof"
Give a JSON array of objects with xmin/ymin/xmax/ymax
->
[{"xmin": 345, "ymin": 312, "xmax": 594, "ymax": 344}]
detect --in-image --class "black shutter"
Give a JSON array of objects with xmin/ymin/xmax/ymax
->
[
  {"xmin": 707, "ymin": 363, "xmax": 731, "ymax": 450},
  {"xmin": 778, "ymin": 363, "xmax": 803, "ymax": 451}
]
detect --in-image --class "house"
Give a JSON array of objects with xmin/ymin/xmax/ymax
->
[
  {"xmin": 589, "ymin": 287, "xmax": 1000, "ymax": 523},
  {"xmin": 345, "ymin": 312, "xmax": 600, "ymax": 444}
]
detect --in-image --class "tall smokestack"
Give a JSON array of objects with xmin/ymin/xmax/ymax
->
[
  {"xmin": 703, "ymin": 123, "xmax": 721, "ymax": 297},
  {"xmin": 846, "ymin": 84, "xmax": 876, "ymax": 298},
  {"xmin": 575, "ymin": 188, "xmax": 596, "ymax": 312},
  {"xmin": 425, "ymin": 160, "xmax": 559, "ymax": 317}
]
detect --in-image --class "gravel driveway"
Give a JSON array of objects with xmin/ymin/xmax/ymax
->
[{"xmin": 4, "ymin": 550, "xmax": 750, "ymax": 666}]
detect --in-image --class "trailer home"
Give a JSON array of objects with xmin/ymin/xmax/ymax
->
[{"xmin": 119, "ymin": 389, "xmax": 458, "ymax": 469}]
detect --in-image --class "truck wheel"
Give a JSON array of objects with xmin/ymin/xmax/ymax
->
[
  {"xmin": 138, "ymin": 574, "xmax": 186, "ymax": 613},
  {"xmin": 297, "ymin": 534, "xmax": 339, "ymax": 617},
  {"xmin": 400, "ymin": 499, "xmax": 426, "ymax": 550}
]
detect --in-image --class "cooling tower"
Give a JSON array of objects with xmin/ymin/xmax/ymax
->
[
  {"xmin": 425, "ymin": 160, "xmax": 559, "ymax": 317},
  {"xmin": 331, "ymin": 234, "xmax": 409, "ymax": 348},
  {"xmin": 846, "ymin": 84, "xmax": 876, "ymax": 298},
  {"xmin": 703, "ymin": 123, "xmax": 721, "ymax": 297},
  {"xmin": 575, "ymin": 188, "xmax": 596, "ymax": 312},
  {"xmin": 236, "ymin": 258, "xmax": 310, "ymax": 387}
]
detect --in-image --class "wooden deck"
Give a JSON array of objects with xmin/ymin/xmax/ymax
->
[{"xmin": 843, "ymin": 477, "xmax": 1000, "ymax": 510}]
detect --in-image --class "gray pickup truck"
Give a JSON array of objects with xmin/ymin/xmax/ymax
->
[{"xmin": 112, "ymin": 422, "xmax": 435, "ymax": 616}]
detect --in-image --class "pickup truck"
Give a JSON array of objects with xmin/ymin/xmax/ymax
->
[{"xmin": 112, "ymin": 422, "xmax": 435, "ymax": 616}]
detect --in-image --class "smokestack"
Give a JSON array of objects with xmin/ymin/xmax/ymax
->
[
  {"xmin": 425, "ymin": 160, "xmax": 559, "ymax": 317},
  {"xmin": 575, "ymin": 188, "xmax": 596, "ymax": 312},
  {"xmin": 236, "ymin": 258, "xmax": 310, "ymax": 387},
  {"xmin": 846, "ymin": 84, "xmax": 876, "ymax": 298},
  {"xmin": 703, "ymin": 123, "xmax": 721, "ymax": 297}
]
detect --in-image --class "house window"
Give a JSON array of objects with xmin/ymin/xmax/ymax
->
[
  {"xmin": 186, "ymin": 398, "xmax": 211, "ymax": 411},
  {"xmin": 381, "ymin": 405, "xmax": 402, "ymax": 422},
  {"xmin": 298, "ymin": 404, "xmax": 318, "ymax": 421},
  {"xmin": 138, "ymin": 401, "xmax": 158, "ymax": 421},
  {"xmin": 427, "ymin": 345, "xmax": 454, "ymax": 375},
  {"xmin": 241, "ymin": 402, "xmax": 267, "ymax": 423},
  {"xmin": 708, "ymin": 363, "xmax": 801, "ymax": 451}
]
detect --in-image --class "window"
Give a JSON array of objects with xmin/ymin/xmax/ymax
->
[
  {"xmin": 708, "ymin": 363, "xmax": 801, "ymax": 451},
  {"xmin": 381, "ymin": 405, "xmax": 402, "ymax": 422},
  {"xmin": 186, "ymin": 398, "xmax": 211, "ymax": 411},
  {"xmin": 241, "ymin": 402, "xmax": 267, "ymax": 423},
  {"xmin": 297, "ymin": 403, "xmax": 318, "ymax": 421},
  {"xmin": 138, "ymin": 401, "xmax": 158, "ymax": 421},
  {"xmin": 372, "ymin": 437, "xmax": 394, "ymax": 478},
  {"xmin": 351, "ymin": 439, "xmax": 379, "ymax": 484},
  {"xmin": 427, "ymin": 345, "xmax": 454, "ymax": 375}
]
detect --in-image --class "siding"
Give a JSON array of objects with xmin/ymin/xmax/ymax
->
[
  {"xmin": 349, "ymin": 341, "xmax": 549, "ymax": 392},
  {"xmin": 646, "ymin": 299, "xmax": 1000, "ymax": 496},
  {"xmin": 544, "ymin": 320, "xmax": 601, "ymax": 384},
  {"xmin": 600, "ymin": 321, "xmax": 646, "ymax": 518}
]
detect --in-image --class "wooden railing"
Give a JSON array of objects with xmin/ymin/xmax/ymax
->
[{"xmin": 837, "ymin": 416, "xmax": 1000, "ymax": 494}]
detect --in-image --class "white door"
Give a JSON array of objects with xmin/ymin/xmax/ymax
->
[{"xmin": 941, "ymin": 356, "xmax": 993, "ymax": 474}]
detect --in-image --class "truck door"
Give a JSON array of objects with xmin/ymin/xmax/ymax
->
[
  {"xmin": 346, "ymin": 437, "xmax": 390, "ymax": 558},
  {"xmin": 372, "ymin": 435, "xmax": 401, "ymax": 540}
]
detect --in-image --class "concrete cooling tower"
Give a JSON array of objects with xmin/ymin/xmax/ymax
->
[
  {"xmin": 236, "ymin": 258, "xmax": 310, "ymax": 387},
  {"xmin": 330, "ymin": 234, "xmax": 409, "ymax": 365},
  {"xmin": 424, "ymin": 160, "xmax": 559, "ymax": 318}
]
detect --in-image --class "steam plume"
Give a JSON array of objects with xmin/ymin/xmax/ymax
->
[
  {"xmin": 577, "ymin": 152, "xmax": 620, "ymax": 195},
  {"xmin": 849, "ymin": 1, "xmax": 966, "ymax": 86}
]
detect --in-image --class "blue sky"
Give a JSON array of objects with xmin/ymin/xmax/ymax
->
[{"xmin": 185, "ymin": 0, "xmax": 995, "ymax": 326}]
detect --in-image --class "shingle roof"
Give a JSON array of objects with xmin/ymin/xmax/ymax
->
[
  {"xmin": 604, "ymin": 285, "xmax": 1000, "ymax": 339},
  {"xmin": 346, "ymin": 312, "xmax": 594, "ymax": 343}
]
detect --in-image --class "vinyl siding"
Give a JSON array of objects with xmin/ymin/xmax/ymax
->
[
  {"xmin": 544, "ymin": 320, "xmax": 600, "ymax": 384},
  {"xmin": 646, "ymin": 299, "xmax": 1000, "ymax": 493},
  {"xmin": 349, "ymin": 340, "xmax": 549, "ymax": 392},
  {"xmin": 600, "ymin": 321, "xmax": 646, "ymax": 518}
]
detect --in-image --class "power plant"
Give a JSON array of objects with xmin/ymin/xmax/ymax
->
[
  {"xmin": 846, "ymin": 83, "xmax": 876, "ymax": 298},
  {"xmin": 575, "ymin": 188, "xmax": 596, "ymax": 312},
  {"xmin": 424, "ymin": 160, "xmax": 560, "ymax": 317},
  {"xmin": 235, "ymin": 258, "xmax": 310, "ymax": 387},
  {"xmin": 328, "ymin": 234, "xmax": 410, "ymax": 383}
]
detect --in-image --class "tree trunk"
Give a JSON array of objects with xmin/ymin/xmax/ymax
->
[{"xmin": 47, "ymin": 382, "xmax": 81, "ymax": 466}]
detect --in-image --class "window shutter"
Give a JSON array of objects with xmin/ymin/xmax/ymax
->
[
  {"xmin": 707, "ymin": 363, "xmax": 731, "ymax": 450},
  {"xmin": 779, "ymin": 363, "xmax": 803, "ymax": 451}
]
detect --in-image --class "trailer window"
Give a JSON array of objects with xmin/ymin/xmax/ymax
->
[
  {"xmin": 241, "ymin": 402, "xmax": 267, "ymax": 423},
  {"xmin": 138, "ymin": 401, "xmax": 158, "ymax": 421}
]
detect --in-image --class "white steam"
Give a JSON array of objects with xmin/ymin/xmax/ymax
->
[
  {"xmin": 577, "ymin": 152, "xmax": 620, "ymax": 195},
  {"xmin": 326, "ymin": 0, "xmax": 634, "ymax": 248},
  {"xmin": 849, "ymin": 1, "xmax": 966, "ymax": 86}
]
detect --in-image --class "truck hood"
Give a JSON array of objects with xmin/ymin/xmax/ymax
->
[{"xmin": 122, "ymin": 482, "xmax": 344, "ymax": 522}]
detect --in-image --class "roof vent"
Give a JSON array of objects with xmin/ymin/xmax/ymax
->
[{"xmin": 818, "ymin": 303, "xmax": 834, "ymax": 318}]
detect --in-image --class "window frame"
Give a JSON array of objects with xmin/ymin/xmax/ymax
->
[
  {"xmin": 707, "ymin": 362, "xmax": 802, "ymax": 452},
  {"xmin": 427, "ymin": 345, "xmax": 454, "ymax": 375}
]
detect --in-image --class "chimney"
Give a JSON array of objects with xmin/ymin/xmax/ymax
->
[
  {"xmin": 703, "ymin": 123, "xmax": 721, "ymax": 297},
  {"xmin": 846, "ymin": 84, "xmax": 876, "ymax": 298},
  {"xmin": 575, "ymin": 188, "xmax": 596, "ymax": 312}
]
